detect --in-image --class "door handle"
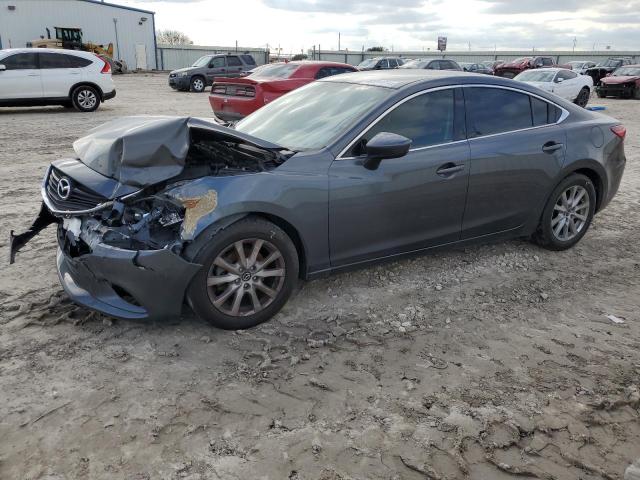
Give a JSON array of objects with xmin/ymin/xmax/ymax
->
[
  {"xmin": 542, "ymin": 141, "xmax": 564, "ymax": 154},
  {"xmin": 436, "ymin": 163, "xmax": 465, "ymax": 177}
]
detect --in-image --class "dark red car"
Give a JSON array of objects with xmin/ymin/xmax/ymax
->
[
  {"xmin": 209, "ymin": 61, "xmax": 357, "ymax": 121},
  {"xmin": 494, "ymin": 56, "xmax": 568, "ymax": 79},
  {"xmin": 597, "ymin": 65, "xmax": 640, "ymax": 99}
]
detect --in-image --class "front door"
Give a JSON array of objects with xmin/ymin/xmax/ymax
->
[
  {"xmin": 461, "ymin": 86, "xmax": 566, "ymax": 239},
  {"xmin": 206, "ymin": 57, "xmax": 227, "ymax": 83},
  {"xmin": 329, "ymin": 88, "xmax": 470, "ymax": 267},
  {"xmin": 0, "ymin": 52, "xmax": 42, "ymax": 99}
]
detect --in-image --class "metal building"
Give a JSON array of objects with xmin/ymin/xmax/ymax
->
[{"xmin": 0, "ymin": 0, "xmax": 157, "ymax": 69}]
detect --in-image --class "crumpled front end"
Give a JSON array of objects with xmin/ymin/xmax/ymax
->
[{"xmin": 9, "ymin": 116, "xmax": 291, "ymax": 320}]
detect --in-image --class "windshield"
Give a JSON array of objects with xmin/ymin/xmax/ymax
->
[
  {"xmin": 568, "ymin": 61, "xmax": 585, "ymax": 67},
  {"xmin": 613, "ymin": 67, "xmax": 640, "ymax": 76},
  {"xmin": 249, "ymin": 63, "xmax": 299, "ymax": 79},
  {"xmin": 358, "ymin": 59, "xmax": 377, "ymax": 68},
  {"xmin": 515, "ymin": 70, "xmax": 556, "ymax": 82},
  {"xmin": 597, "ymin": 59, "xmax": 622, "ymax": 68},
  {"xmin": 398, "ymin": 59, "xmax": 420, "ymax": 68},
  {"xmin": 192, "ymin": 55, "xmax": 212, "ymax": 67},
  {"xmin": 235, "ymin": 81, "xmax": 391, "ymax": 151}
]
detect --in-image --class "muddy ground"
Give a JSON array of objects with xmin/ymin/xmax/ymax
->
[{"xmin": 1, "ymin": 73, "xmax": 639, "ymax": 480}]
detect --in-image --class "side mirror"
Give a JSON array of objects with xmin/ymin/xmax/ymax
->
[
  {"xmin": 555, "ymin": 77, "xmax": 564, "ymax": 83},
  {"xmin": 363, "ymin": 132, "xmax": 411, "ymax": 170},
  {"xmin": 0, "ymin": 64, "xmax": 6, "ymax": 72}
]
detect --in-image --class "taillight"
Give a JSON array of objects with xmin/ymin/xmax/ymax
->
[
  {"xmin": 611, "ymin": 125, "xmax": 626, "ymax": 140},
  {"xmin": 212, "ymin": 85, "xmax": 227, "ymax": 94},
  {"xmin": 100, "ymin": 60, "xmax": 111, "ymax": 74}
]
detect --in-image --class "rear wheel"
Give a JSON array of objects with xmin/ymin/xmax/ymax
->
[
  {"xmin": 574, "ymin": 87, "xmax": 590, "ymax": 108},
  {"xmin": 635, "ymin": 87, "xmax": 640, "ymax": 100},
  {"xmin": 71, "ymin": 85, "xmax": 100, "ymax": 112},
  {"xmin": 190, "ymin": 76, "xmax": 205, "ymax": 93},
  {"xmin": 187, "ymin": 217, "xmax": 299, "ymax": 329},
  {"xmin": 597, "ymin": 90, "xmax": 606, "ymax": 98},
  {"xmin": 533, "ymin": 174, "xmax": 596, "ymax": 251}
]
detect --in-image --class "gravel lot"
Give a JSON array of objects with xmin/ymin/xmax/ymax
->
[{"xmin": 1, "ymin": 73, "xmax": 639, "ymax": 480}]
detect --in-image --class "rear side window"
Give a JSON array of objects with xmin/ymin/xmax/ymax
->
[
  {"xmin": 227, "ymin": 56, "xmax": 242, "ymax": 66},
  {"xmin": 40, "ymin": 53, "xmax": 91, "ymax": 69},
  {"xmin": 241, "ymin": 55, "xmax": 256, "ymax": 65},
  {"xmin": 466, "ymin": 87, "xmax": 532, "ymax": 137},
  {"xmin": 531, "ymin": 97, "xmax": 561, "ymax": 126},
  {"xmin": 2, "ymin": 53, "xmax": 38, "ymax": 70},
  {"xmin": 353, "ymin": 88, "xmax": 455, "ymax": 154}
]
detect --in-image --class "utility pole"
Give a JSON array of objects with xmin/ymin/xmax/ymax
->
[
  {"xmin": 572, "ymin": 37, "xmax": 577, "ymax": 52},
  {"xmin": 112, "ymin": 18, "xmax": 120, "ymax": 60},
  {"xmin": 338, "ymin": 32, "xmax": 341, "ymax": 51}
]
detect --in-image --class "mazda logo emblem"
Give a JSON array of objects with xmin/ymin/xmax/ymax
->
[{"xmin": 57, "ymin": 177, "xmax": 72, "ymax": 200}]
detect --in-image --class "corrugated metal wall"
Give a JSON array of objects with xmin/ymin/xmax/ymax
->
[
  {"xmin": 0, "ymin": 0, "xmax": 157, "ymax": 69},
  {"xmin": 156, "ymin": 45, "xmax": 270, "ymax": 71},
  {"xmin": 308, "ymin": 49, "xmax": 640, "ymax": 66}
]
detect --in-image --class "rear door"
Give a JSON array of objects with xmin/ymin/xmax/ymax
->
[
  {"xmin": 461, "ymin": 86, "xmax": 566, "ymax": 239},
  {"xmin": 226, "ymin": 55, "xmax": 244, "ymax": 76},
  {"xmin": 329, "ymin": 87, "xmax": 470, "ymax": 267},
  {"xmin": 0, "ymin": 52, "xmax": 41, "ymax": 99},
  {"xmin": 39, "ymin": 52, "xmax": 90, "ymax": 98}
]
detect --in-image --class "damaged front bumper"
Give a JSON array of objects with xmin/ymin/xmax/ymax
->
[{"xmin": 56, "ymin": 231, "xmax": 200, "ymax": 320}]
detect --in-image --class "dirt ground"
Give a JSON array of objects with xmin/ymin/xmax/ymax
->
[{"xmin": 1, "ymin": 73, "xmax": 639, "ymax": 480}]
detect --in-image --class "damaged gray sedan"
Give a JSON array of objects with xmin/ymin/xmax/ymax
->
[{"xmin": 10, "ymin": 71, "xmax": 626, "ymax": 329}]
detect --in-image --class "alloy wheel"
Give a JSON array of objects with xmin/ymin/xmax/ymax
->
[
  {"xmin": 192, "ymin": 78, "xmax": 204, "ymax": 91},
  {"xmin": 576, "ymin": 89, "xmax": 590, "ymax": 107},
  {"xmin": 206, "ymin": 238, "xmax": 286, "ymax": 317},
  {"xmin": 77, "ymin": 90, "xmax": 97, "ymax": 109},
  {"xmin": 551, "ymin": 185, "xmax": 590, "ymax": 241}
]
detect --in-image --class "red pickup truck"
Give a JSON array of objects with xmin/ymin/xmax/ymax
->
[{"xmin": 494, "ymin": 56, "xmax": 569, "ymax": 79}]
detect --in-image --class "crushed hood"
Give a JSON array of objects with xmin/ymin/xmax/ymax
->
[
  {"xmin": 73, "ymin": 116, "xmax": 284, "ymax": 187},
  {"xmin": 601, "ymin": 75, "xmax": 640, "ymax": 84}
]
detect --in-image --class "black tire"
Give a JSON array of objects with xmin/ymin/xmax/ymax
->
[
  {"xmin": 186, "ymin": 217, "xmax": 299, "ymax": 329},
  {"xmin": 574, "ymin": 87, "xmax": 590, "ymax": 108},
  {"xmin": 635, "ymin": 87, "xmax": 640, "ymax": 100},
  {"xmin": 190, "ymin": 76, "xmax": 206, "ymax": 93},
  {"xmin": 597, "ymin": 90, "xmax": 606, "ymax": 98},
  {"xmin": 71, "ymin": 85, "xmax": 101, "ymax": 112},
  {"xmin": 533, "ymin": 173, "xmax": 596, "ymax": 251}
]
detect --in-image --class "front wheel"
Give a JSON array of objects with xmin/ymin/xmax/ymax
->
[
  {"xmin": 187, "ymin": 217, "xmax": 299, "ymax": 329},
  {"xmin": 533, "ymin": 174, "xmax": 596, "ymax": 251},
  {"xmin": 574, "ymin": 87, "xmax": 590, "ymax": 108},
  {"xmin": 71, "ymin": 86, "xmax": 100, "ymax": 112},
  {"xmin": 190, "ymin": 76, "xmax": 205, "ymax": 93}
]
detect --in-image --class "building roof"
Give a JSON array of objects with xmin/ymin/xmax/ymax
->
[{"xmin": 77, "ymin": 0, "xmax": 155, "ymax": 15}]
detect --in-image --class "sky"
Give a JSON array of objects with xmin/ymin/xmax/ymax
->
[{"xmin": 116, "ymin": 0, "xmax": 640, "ymax": 53}]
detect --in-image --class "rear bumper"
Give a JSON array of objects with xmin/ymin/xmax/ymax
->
[
  {"xmin": 209, "ymin": 94, "xmax": 262, "ymax": 120},
  {"xmin": 103, "ymin": 89, "xmax": 116, "ymax": 101},
  {"xmin": 56, "ymin": 229, "xmax": 201, "ymax": 320}
]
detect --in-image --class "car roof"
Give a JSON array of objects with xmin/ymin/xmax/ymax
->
[
  {"xmin": 320, "ymin": 69, "xmax": 494, "ymax": 89},
  {"xmin": 518, "ymin": 67, "xmax": 567, "ymax": 73},
  {"xmin": 0, "ymin": 48, "xmax": 98, "ymax": 60}
]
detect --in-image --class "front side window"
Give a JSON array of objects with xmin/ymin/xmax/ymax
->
[
  {"xmin": 350, "ymin": 89, "xmax": 455, "ymax": 155},
  {"xmin": 378, "ymin": 59, "xmax": 389, "ymax": 69},
  {"xmin": 466, "ymin": 87, "xmax": 532, "ymax": 137},
  {"xmin": 427, "ymin": 61, "xmax": 440, "ymax": 70},
  {"xmin": 210, "ymin": 57, "xmax": 226, "ymax": 68},
  {"xmin": 542, "ymin": 58, "xmax": 553, "ymax": 66},
  {"xmin": 557, "ymin": 70, "xmax": 577, "ymax": 81},
  {"xmin": 2, "ymin": 53, "xmax": 38, "ymax": 70}
]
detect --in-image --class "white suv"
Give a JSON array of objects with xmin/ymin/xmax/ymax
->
[{"xmin": 0, "ymin": 48, "xmax": 116, "ymax": 112}]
